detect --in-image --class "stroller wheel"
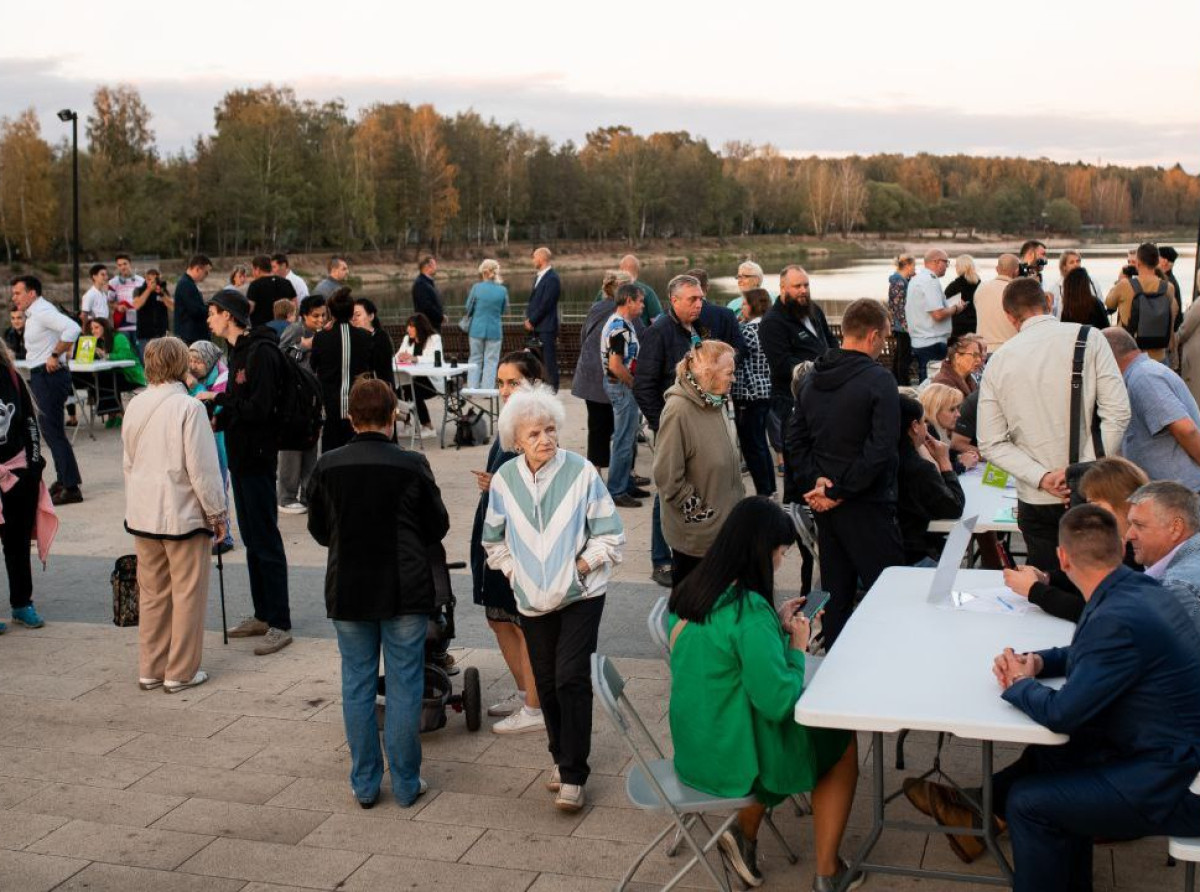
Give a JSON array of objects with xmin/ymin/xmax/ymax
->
[{"xmin": 463, "ymin": 667, "xmax": 481, "ymax": 732}]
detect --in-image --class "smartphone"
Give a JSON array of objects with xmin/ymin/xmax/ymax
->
[{"xmin": 797, "ymin": 590, "xmax": 830, "ymax": 622}]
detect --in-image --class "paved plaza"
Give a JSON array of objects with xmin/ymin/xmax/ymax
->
[{"xmin": 0, "ymin": 392, "xmax": 1183, "ymax": 891}]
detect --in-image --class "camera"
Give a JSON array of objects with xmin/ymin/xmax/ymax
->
[{"xmin": 1018, "ymin": 258, "xmax": 1048, "ymax": 278}]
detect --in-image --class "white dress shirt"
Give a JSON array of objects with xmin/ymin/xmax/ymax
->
[
  {"xmin": 904, "ymin": 268, "xmax": 952, "ymax": 348},
  {"xmin": 285, "ymin": 270, "xmax": 309, "ymax": 299},
  {"xmin": 24, "ymin": 296, "xmax": 82, "ymax": 367}
]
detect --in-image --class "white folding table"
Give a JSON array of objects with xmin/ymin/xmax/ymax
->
[
  {"xmin": 392, "ymin": 362, "xmax": 476, "ymax": 449},
  {"xmin": 928, "ymin": 467, "xmax": 1019, "ymax": 534},
  {"xmin": 795, "ymin": 566, "xmax": 1074, "ymax": 888},
  {"xmin": 15, "ymin": 359, "xmax": 136, "ymax": 441}
]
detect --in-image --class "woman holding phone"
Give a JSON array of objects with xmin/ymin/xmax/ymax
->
[{"xmin": 667, "ymin": 497, "xmax": 861, "ymax": 891}]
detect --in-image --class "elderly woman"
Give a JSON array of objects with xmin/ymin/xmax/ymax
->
[
  {"xmin": 187, "ymin": 341, "xmax": 234, "ymax": 555},
  {"xmin": 482, "ymin": 384, "xmax": 624, "ymax": 812},
  {"xmin": 465, "ymin": 259, "xmax": 510, "ymax": 389},
  {"xmin": 654, "ymin": 340, "xmax": 745, "ymax": 583},
  {"xmin": 729, "ymin": 260, "xmax": 764, "ymax": 316},
  {"xmin": 123, "ymin": 337, "xmax": 226, "ymax": 692},
  {"xmin": 931, "ymin": 335, "xmax": 983, "ymax": 398},
  {"xmin": 307, "ymin": 378, "xmax": 450, "ymax": 808},
  {"xmin": 669, "ymin": 497, "xmax": 860, "ymax": 891},
  {"xmin": 889, "ymin": 254, "xmax": 917, "ymax": 384}
]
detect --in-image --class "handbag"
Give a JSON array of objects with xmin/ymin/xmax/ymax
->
[
  {"xmin": 457, "ymin": 294, "xmax": 475, "ymax": 335},
  {"xmin": 1065, "ymin": 325, "xmax": 1105, "ymax": 506}
]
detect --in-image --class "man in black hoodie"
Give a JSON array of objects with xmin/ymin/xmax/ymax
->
[
  {"xmin": 200, "ymin": 289, "xmax": 293, "ymax": 656},
  {"xmin": 787, "ymin": 298, "xmax": 904, "ymax": 647}
]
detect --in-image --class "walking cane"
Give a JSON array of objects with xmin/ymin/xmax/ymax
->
[{"xmin": 217, "ymin": 549, "xmax": 228, "ymax": 646}]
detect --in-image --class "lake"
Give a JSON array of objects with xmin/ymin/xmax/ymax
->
[{"xmin": 364, "ymin": 242, "xmax": 1196, "ymax": 323}]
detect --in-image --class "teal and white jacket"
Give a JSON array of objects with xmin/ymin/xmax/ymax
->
[{"xmin": 482, "ymin": 449, "xmax": 625, "ymax": 616}]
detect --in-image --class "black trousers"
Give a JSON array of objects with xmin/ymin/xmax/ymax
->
[
  {"xmin": 815, "ymin": 500, "xmax": 904, "ymax": 648},
  {"xmin": 409, "ymin": 379, "xmax": 436, "ymax": 427},
  {"xmin": 585, "ymin": 399, "xmax": 614, "ymax": 468},
  {"xmin": 29, "ymin": 367, "xmax": 81, "ymax": 488},
  {"xmin": 1017, "ymin": 501, "xmax": 1067, "ymax": 575},
  {"xmin": 772, "ymin": 393, "xmax": 800, "ymax": 505},
  {"xmin": 891, "ymin": 331, "xmax": 914, "ymax": 385},
  {"xmin": 521, "ymin": 594, "xmax": 605, "ymax": 786},
  {"xmin": 672, "ymin": 552, "xmax": 703, "ymax": 587},
  {"xmin": 230, "ymin": 471, "xmax": 291, "ymax": 630},
  {"xmin": 994, "ymin": 744, "xmax": 1200, "ymax": 892},
  {"xmin": 538, "ymin": 332, "xmax": 559, "ymax": 391},
  {"xmin": 735, "ymin": 399, "xmax": 776, "ymax": 497},
  {"xmin": 1, "ymin": 466, "xmax": 40, "ymax": 609}
]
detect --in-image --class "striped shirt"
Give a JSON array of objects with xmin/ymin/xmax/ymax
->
[{"xmin": 482, "ymin": 448, "xmax": 624, "ymax": 616}]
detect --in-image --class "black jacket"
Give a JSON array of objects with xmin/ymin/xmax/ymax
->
[
  {"xmin": 310, "ymin": 323, "xmax": 377, "ymax": 423},
  {"xmin": 757, "ymin": 299, "xmax": 834, "ymax": 398},
  {"xmin": 247, "ymin": 275, "xmax": 297, "ymax": 328},
  {"xmin": 633, "ymin": 303, "xmax": 747, "ymax": 430},
  {"xmin": 307, "ymin": 433, "xmax": 450, "ymax": 621},
  {"xmin": 214, "ymin": 326, "xmax": 283, "ymax": 475},
  {"xmin": 787, "ymin": 347, "xmax": 899, "ymax": 504},
  {"xmin": 173, "ymin": 273, "xmax": 208, "ymax": 345},
  {"xmin": 896, "ymin": 444, "xmax": 965, "ymax": 563},
  {"xmin": 412, "ymin": 274, "xmax": 444, "ymax": 330},
  {"xmin": 945, "ymin": 275, "xmax": 980, "ymax": 337}
]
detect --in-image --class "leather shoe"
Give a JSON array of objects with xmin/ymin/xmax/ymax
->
[
  {"xmin": 612, "ymin": 493, "xmax": 642, "ymax": 509},
  {"xmin": 903, "ymin": 778, "xmax": 967, "ymax": 818},
  {"xmin": 927, "ymin": 783, "xmax": 1000, "ymax": 864},
  {"xmin": 630, "ymin": 474, "xmax": 650, "ymax": 487},
  {"xmin": 627, "ymin": 486, "xmax": 650, "ymax": 499}
]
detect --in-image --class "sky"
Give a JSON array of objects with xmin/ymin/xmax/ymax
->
[{"xmin": 3, "ymin": 0, "xmax": 1198, "ymax": 170}]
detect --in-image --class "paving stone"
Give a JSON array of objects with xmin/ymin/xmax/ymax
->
[
  {"xmin": 0, "ymin": 810, "xmax": 68, "ymax": 850},
  {"xmin": 300, "ymin": 811, "xmax": 483, "ymax": 860},
  {"xmin": 476, "ymin": 734, "xmax": 630, "ymax": 776},
  {"xmin": 109, "ymin": 732, "xmax": 263, "ymax": 770},
  {"xmin": 52, "ymin": 861, "xmax": 246, "ymax": 892},
  {"xmin": 192, "ymin": 690, "xmax": 332, "ymax": 721},
  {"xmin": 15, "ymin": 782, "xmax": 184, "ymax": 827},
  {"xmin": 205, "ymin": 671, "xmax": 310, "ymax": 695},
  {"xmin": 128, "ymin": 763, "xmax": 296, "ymax": 805},
  {"xmin": 239, "ymin": 744, "xmax": 354, "ymax": 782},
  {"xmin": 73, "ymin": 679, "xmax": 218, "ymax": 710},
  {"xmin": 0, "ymin": 719, "xmax": 140, "ymax": 756},
  {"xmin": 0, "ymin": 849, "xmax": 88, "ymax": 892},
  {"xmin": 421, "ymin": 757, "xmax": 540, "ymax": 798},
  {"xmin": 340, "ymin": 852, "xmax": 537, "ymax": 892},
  {"xmin": 209, "ymin": 715, "xmax": 349, "ymax": 750},
  {"xmin": 0, "ymin": 745, "xmax": 159, "ymax": 789},
  {"xmin": 177, "ymin": 835, "xmax": 368, "ymax": 888},
  {"xmin": 571, "ymin": 805, "xmax": 675, "ymax": 843},
  {"xmin": 461, "ymin": 827, "xmax": 650, "ymax": 881},
  {"xmin": 152, "ymin": 797, "xmax": 330, "ymax": 844},
  {"xmin": 265, "ymin": 776, "xmax": 435, "ymax": 818},
  {"xmin": 0, "ymin": 776, "xmax": 48, "ymax": 809},
  {"xmin": 27, "ymin": 818, "xmax": 214, "ymax": 870},
  {"xmin": 0, "ymin": 671, "xmax": 107, "ymax": 701},
  {"xmin": 416, "ymin": 790, "xmax": 586, "ymax": 835}
]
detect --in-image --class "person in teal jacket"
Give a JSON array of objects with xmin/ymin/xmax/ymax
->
[
  {"xmin": 667, "ymin": 496, "xmax": 861, "ymax": 892},
  {"xmin": 466, "ymin": 260, "xmax": 509, "ymax": 389},
  {"xmin": 187, "ymin": 341, "xmax": 234, "ymax": 554}
]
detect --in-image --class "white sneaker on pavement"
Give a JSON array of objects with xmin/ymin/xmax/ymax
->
[
  {"xmin": 487, "ymin": 691, "xmax": 525, "ymax": 717},
  {"xmin": 491, "ymin": 706, "xmax": 545, "ymax": 735},
  {"xmin": 278, "ymin": 502, "xmax": 307, "ymax": 515},
  {"xmin": 555, "ymin": 783, "xmax": 586, "ymax": 812},
  {"xmin": 164, "ymin": 670, "xmax": 209, "ymax": 693}
]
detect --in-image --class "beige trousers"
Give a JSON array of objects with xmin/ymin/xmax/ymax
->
[{"xmin": 136, "ymin": 534, "xmax": 211, "ymax": 683}]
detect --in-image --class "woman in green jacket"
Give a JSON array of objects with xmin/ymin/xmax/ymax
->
[
  {"xmin": 668, "ymin": 497, "xmax": 861, "ymax": 892},
  {"xmin": 88, "ymin": 317, "xmax": 147, "ymax": 426}
]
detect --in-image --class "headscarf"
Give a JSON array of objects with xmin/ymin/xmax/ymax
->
[{"xmin": 189, "ymin": 340, "xmax": 223, "ymax": 378}]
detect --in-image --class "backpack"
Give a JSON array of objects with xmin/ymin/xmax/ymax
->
[
  {"xmin": 1126, "ymin": 276, "xmax": 1172, "ymax": 351},
  {"xmin": 453, "ymin": 407, "xmax": 489, "ymax": 448},
  {"xmin": 111, "ymin": 554, "xmax": 139, "ymax": 627},
  {"xmin": 251, "ymin": 339, "xmax": 324, "ymax": 451}
]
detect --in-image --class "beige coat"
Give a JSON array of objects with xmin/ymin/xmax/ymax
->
[
  {"xmin": 122, "ymin": 382, "xmax": 225, "ymax": 538},
  {"xmin": 1179, "ymin": 301, "xmax": 1200, "ymax": 410},
  {"xmin": 973, "ymin": 275, "xmax": 1018, "ymax": 350},
  {"xmin": 652, "ymin": 376, "xmax": 745, "ymax": 557}
]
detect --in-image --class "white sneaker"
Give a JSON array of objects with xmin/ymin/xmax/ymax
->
[
  {"xmin": 278, "ymin": 502, "xmax": 307, "ymax": 515},
  {"xmin": 546, "ymin": 765, "xmax": 561, "ymax": 792},
  {"xmin": 487, "ymin": 691, "xmax": 525, "ymax": 717},
  {"xmin": 555, "ymin": 783, "xmax": 586, "ymax": 812},
  {"xmin": 164, "ymin": 670, "xmax": 208, "ymax": 693},
  {"xmin": 491, "ymin": 706, "xmax": 546, "ymax": 735}
]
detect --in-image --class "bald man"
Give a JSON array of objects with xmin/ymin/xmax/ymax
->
[
  {"xmin": 975, "ymin": 254, "xmax": 1022, "ymax": 350},
  {"xmin": 618, "ymin": 254, "xmax": 662, "ymax": 323},
  {"xmin": 905, "ymin": 248, "xmax": 961, "ymax": 380},
  {"xmin": 526, "ymin": 246, "xmax": 562, "ymax": 389}
]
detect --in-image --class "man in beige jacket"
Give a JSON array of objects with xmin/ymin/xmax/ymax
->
[
  {"xmin": 1105, "ymin": 242, "xmax": 1179, "ymax": 363},
  {"xmin": 973, "ymin": 254, "xmax": 1021, "ymax": 351},
  {"xmin": 978, "ymin": 278, "xmax": 1130, "ymax": 573}
]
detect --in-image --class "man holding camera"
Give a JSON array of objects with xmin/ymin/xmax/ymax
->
[
  {"xmin": 1017, "ymin": 240, "xmax": 1048, "ymax": 282},
  {"xmin": 133, "ymin": 269, "xmax": 173, "ymax": 357}
]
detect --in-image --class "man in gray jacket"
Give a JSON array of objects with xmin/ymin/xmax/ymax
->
[{"xmin": 1126, "ymin": 482, "xmax": 1200, "ymax": 629}]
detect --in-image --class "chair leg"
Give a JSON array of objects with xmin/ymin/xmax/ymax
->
[
  {"xmin": 895, "ymin": 728, "xmax": 910, "ymax": 770},
  {"xmin": 664, "ymin": 812, "xmax": 741, "ymax": 892},
  {"xmin": 791, "ymin": 793, "xmax": 811, "ymax": 817},
  {"xmin": 763, "ymin": 811, "xmax": 799, "ymax": 865},
  {"xmin": 1186, "ymin": 860, "xmax": 1195, "ymax": 892},
  {"xmin": 616, "ymin": 821, "xmax": 675, "ymax": 892}
]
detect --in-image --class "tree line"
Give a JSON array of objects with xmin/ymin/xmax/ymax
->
[{"xmin": 1, "ymin": 83, "xmax": 1197, "ymax": 265}]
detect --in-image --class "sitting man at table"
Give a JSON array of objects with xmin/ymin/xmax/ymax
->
[{"xmin": 915, "ymin": 505, "xmax": 1200, "ymax": 892}]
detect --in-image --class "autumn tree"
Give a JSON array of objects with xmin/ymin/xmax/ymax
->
[{"xmin": 0, "ymin": 110, "xmax": 57, "ymax": 261}]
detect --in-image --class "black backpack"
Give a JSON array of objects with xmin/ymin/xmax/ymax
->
[
  {"xmin": 1126, "ymin": 276, "xmax": 1172, "ymax": 351},
  {"xmin": 252, "ymin": 339, "xmax": 324, "ymax": 451}
]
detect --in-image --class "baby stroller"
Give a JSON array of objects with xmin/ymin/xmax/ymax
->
[{"xmin": 376, "ymin": 543, "xmax": 482, "ymax": 733}]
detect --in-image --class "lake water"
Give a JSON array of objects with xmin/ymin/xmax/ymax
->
[{"xmin": 365, "ymin": 242, "xmax": 1196, "ymax": 323}]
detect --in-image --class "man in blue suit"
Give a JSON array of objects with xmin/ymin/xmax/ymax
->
[
  {"xmin": 922, "ymin": 504, "xmax": 1200, "ymax": 891},
  {"xmin": 525, "ymin": 246, "xmax": 561, "ymax": 390}
]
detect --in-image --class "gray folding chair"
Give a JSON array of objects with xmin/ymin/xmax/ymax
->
[
  {"xmin": 645, "ymin": 598, "xmax": 808, "ymax": 843},
  {"xmin": 593, "ymin": 653, "xmax": 751, "ymax": 892}
]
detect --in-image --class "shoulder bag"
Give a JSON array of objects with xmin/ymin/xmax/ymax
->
[{"xmin": 1065, "ymin": 325, "xmax": 1105, "ymax": 506}]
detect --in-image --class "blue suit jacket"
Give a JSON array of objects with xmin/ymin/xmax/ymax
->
[
  {"xmin": 527, "ymin": 269, "xmax": 561, "ymax": 333},
  {"xmin": 1004, "ymin": 565, "xmax": 1200, "ymax": 824}
]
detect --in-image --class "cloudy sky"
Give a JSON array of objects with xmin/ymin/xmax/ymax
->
[{"xmin": 3, "ymin": 0, "xmax": 1198, "ymax": 170}]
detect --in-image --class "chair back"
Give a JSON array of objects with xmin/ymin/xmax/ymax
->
[
  {"xmin": 592, "ymin": 653, "xmax": 668, "ymax": 764},
  {"xmin": 647, "ymin": 596, "xmax": 671, "ymax": 661}
]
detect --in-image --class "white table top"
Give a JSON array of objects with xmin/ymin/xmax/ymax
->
[
  {"xmin": 393, "ymin": 362, "xmax": 474, "ymax": 379},
  {"xmin": 15, "ymin": 359, "xmax": 135, "ymax": 372},
  {"xmin": 795, "ymin": 566, "xmax": 1073, "ymax": 745},
  {"xmin": 928, "ymin": 466, "xmax": 1019, "ymax": 533}
]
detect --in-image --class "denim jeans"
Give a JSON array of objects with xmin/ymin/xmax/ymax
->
[
  {"xmin": 468, "ymin": 337, "xmax": 503, "ymax": 390},
  {"xmin": 912, "ymin": 340, "xmax": 948, "ymax": 383},
  {"xmin": 333, "ymin": 614, "xmax": 427, "ymax": 805},
  {"xmin": 29, "ymin": 367, "xmax": 81, "ymax": 488},
  {"xmin": 603, "ymin": 379, "xmax": 639, "ymax": 497},
  {"xmin": 229, "ymin": 472, "xmax": 291, "ymax": 630}
]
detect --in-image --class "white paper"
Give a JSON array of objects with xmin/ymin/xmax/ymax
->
[
  {"xmin": 947, "ymin": 296, "xmax": 964, "ymax": 310},
  {"xmin": 950, "ymin": 586, "xmax": 1037, "ymax": 615}
]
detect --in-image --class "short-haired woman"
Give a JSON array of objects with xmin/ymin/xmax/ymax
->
[
  {"xmin": 734, "ymin": 288, "xmax": 775, "ymax": 496},
  {"xmin": 889, "ymin": 254, "xmax": 917, "ymax": 384},
  {"xmin": 466, "ymin": 259, "xmax": 509, "ymax": 390},
  {"xmin": 1005, "ymin": 456, "xmax": 1148, "ymax": 621},
  {"xmin": 668, "ymin": 497, "xmax": 860, "ymax": 891},
  {"xmin": 653, "ymin": 340, "xmax": 745, "ymax": 583},
  {"xmin": 482, "ymin": 384, "xmax": 624, "ymax": 812},
  {"xmin": 945, "ymin": 254, "xmax": 980, "ymax": 337},
  {"xmin": 307, "ymin": 377, "xmax": 450, "ymax": 808},
  {"xmin": 122, "ymin": 337, "xmax": 227, "ymax": 692},
  {"xmin": 932, "ymin": 335, "xmax": 983, "ymax": 398}
]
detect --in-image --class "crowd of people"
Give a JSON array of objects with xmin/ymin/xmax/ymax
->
[{"xmin": 3, "ymin": 236, "xmax": 1200, "ymax": 891}]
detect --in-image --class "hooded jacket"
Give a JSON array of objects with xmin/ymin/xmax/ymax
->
[
  {"xmin": 653, "ymin": 372, "xmax": 745, "ymax": 557},
  {"xmin": 786, "ymin": 347, "xmax": 900, "ymax": 504}
]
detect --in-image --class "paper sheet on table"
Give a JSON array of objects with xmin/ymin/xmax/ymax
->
[
  {"xmin": 950, "ymin": 586, "xmax": 1036, "ymax": 614},
  {"xmin": 993, "ymin": 505, "xmax": 1017, "ymax": 524}
]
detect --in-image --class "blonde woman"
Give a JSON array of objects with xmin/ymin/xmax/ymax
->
[
  {"xmin": 123, "ymin": 337, "xmax": 226, "ymax": 692},
  {"xmin": 920, "ymin": 382, "xmax": 978, "ymax": 470},
  {"xmin": 466, "ymin": 259, "xmax": 509, "ymax": 389},
  {"xmin": 945, "ymin": 254, "xmax": 981, "ymax": 337}
]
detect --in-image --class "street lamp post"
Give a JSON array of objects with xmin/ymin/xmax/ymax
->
[{"xmin": 57, "ymin": 109, "xmax": 80, "ymax": 316}]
